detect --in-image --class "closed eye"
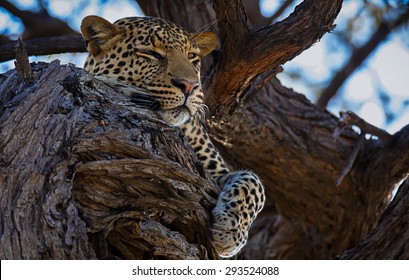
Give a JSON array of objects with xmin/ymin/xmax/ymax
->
[{"xmin": 138, "ymin": 50, "xmax": 164, "ymax": 60}]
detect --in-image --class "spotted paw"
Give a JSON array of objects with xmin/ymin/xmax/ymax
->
[{"xmin": 211, "ymin": 171, "xmax": 265, "ymax": 258}]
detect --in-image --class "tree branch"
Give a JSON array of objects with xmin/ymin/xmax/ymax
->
[
  {"xmin": 333, "ymin": 110, "xmax": 393, "ymax": 186},
  {"xmin": 213, "ymin": 0, "xmax": 249, "ymax": 53},
  {"xmin": 335, "ymin": 133, "xmax": 365, "ymax": 187},
  {"xmin": 335, "ymin": 111, "xmax": 392, "ymax": 143},
  {"xmin": 0, "ymin": 0, "xmax": 78, "ymax": 40},
  {"xmin": 0, "ymin": 0, "xmax": 32, "ymax": 22},
  {"xmin": 0, "ymin": 35, "xmax": 86, "ymax": 63},
  {"xmin": 206, "ymin": 76, "xmax": 409, "ymax": 259},
  {"xmin": 268, "ymin": 0, "xmax": 296, "ymax": 23},
  {"xmin": 317, "ymin": 8, "xmax": 409, "ymax": 108},
  {"xmin": 206, "ymin": 0, "xmax": 343, "ymax": 115},
  {"xmin": 339, "ymin": 178, "xmax": 409, "ymax": 259}
]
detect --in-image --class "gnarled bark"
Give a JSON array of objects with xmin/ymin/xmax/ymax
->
[
  {"xmin": 1, "ymin": 0, "xmax": 409, "ymax": 260},
  {"xmin": 0, "ymin": 61, "xmax": 218, "ymax": 259}
]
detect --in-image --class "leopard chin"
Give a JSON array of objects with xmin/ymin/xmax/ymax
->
[{"xmin": 158, "ymin": 106, "xmax": 192, "ymax": 126}]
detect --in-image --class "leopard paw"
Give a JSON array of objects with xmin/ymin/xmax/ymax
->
[{"xmin": 211, "ymin": 171, "xmax": 265, "ymax": 258}]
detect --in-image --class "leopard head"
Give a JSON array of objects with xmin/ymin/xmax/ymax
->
[{"xmin": 81, "ymin": 15, "xmax": 218, "ymax": 126}]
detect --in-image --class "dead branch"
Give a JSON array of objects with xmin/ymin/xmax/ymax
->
[
  {"xmin": 335, "ymin": 133, "xmax": 365, "ymax": 186},
  {"xmin": 333, "ymin": 110, "xmax": 393, "ymax": 186},
  {"xmin": 336, "ymin": 111, "xmax": 392, "ymax": 143},
  {"xmin": 14, "ymin": 38, "xmax": 32, "ymax": 84},
  {"xmin": 0, "ymin": 35, "xmax": 86, "ymax": 63}
]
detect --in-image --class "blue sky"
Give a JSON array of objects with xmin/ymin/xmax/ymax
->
[{"xmin": 260, "ymin": 0, "xmax": 409, "ymax": 133}]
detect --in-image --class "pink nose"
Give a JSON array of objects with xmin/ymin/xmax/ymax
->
[{"xmin": 171, "ymin": 79, "xmax": 199, "ymax": 96}]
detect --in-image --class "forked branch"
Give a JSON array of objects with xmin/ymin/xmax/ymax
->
[{"xmin": 206, "ymin": 0, "xmax": 343, "ymax": 114}]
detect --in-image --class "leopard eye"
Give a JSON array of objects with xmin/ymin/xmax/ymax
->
[
  {"xmin": 146, "ymin": 50, "xmax": 164, "ymax": 60},
  {"xmin": 188, "ymin": 52, "xmax": 199, "ymax": 60},
  {"xmin": 138, "ymin": 50, "xmax": 164, "ymax": 60}
]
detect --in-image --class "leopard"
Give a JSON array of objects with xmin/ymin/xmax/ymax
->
[{"xmin": 80, "ymin": 15, "xmax": 265, "ymax": 258}]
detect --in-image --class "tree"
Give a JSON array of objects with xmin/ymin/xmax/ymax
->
[{"xmin": 1, "ymin": 0, "xmax": 409, "ymax": 260}]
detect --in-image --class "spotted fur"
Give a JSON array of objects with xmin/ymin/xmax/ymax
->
[{"xmin": 81, "ymin": 15, "xmax": 265, "ymax": 258}]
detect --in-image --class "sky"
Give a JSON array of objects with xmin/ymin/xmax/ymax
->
[
  {"xmin": 260, "ymin": 0, "xmax": 409, "ymax": 133},
  {"xmin": 0, "ymin": 0, "xmax": 408, "ymax": 134}
]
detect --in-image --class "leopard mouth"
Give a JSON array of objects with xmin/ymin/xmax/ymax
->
[
  {"xmin": 157, "ymin": 106, "xmax": 192, "ymax": 126},
  {"xmin": 128, "ymin": 88, "xmax": 195, "ymax": 125}
]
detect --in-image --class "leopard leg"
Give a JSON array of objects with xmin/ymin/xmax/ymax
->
[{"xmin": 181, "ymin": 119, "xmax": 265, "ymax": 258}]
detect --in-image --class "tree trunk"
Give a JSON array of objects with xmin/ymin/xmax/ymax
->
[{"xmin": 0, "ymin": 61, "xmax": 218, "ymax": 259}]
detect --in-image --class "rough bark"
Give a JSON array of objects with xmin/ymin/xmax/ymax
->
[
  {"xmin": 339, "ymin": 179, "xmax": 409, "ymax": 259},
  {"xmin": 0, "ymin": 61, "xmax": 218, "ymax": 259},
  {"xmin": 1, "ymin": 0, "xmax": 409, "ymax": 260},
  {"xmin": 221, "ymin": 76, "xmax": 409, "ymax": 259}
]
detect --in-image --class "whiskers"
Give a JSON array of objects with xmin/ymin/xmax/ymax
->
[
  {"xmin": 93, "ymin": 74, "xmax": 208, "ymax": 124},
  {"xmin": 95, "ymin": 74, "xmax": 161, "ymax": 110},
  {"xmin": 196, "ymin": 103, "xmax": 208, "ymax": 120},
  {"xmin": 195, "ymin": 19, "xmax": 220, "ymax": 36},
  {"xmin": 130, "ymin": 91, "xmax": 161, "ymax": 110}
]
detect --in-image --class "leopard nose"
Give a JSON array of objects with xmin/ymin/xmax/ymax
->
[{"xmin": 171, "ymin": 79, "xmax": 199, "ymax": 96}]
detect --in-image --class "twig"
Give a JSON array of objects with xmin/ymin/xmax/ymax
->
[
  {"xmin": 337, "ymin": 111, "xmax": 392, "ymax": 143},
  {"xmin": 334, "ymin": 110, "xmax": 393, "ymax": 186},
  {"xmin": 14, "ymin": 38, "xmax": 32, "ymax": 84},
  {"xmin": 336, "ymin": 133, "xmax": 365, "ymax": 186}
]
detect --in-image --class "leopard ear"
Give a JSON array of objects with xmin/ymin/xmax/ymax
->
[
  {"xmin": 191, "ymin": 31, "xmax": 218, "ymax": 56},
  {"xmin": 81, "ymin": 15, "xmax": 121, "ymax": 57}
]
